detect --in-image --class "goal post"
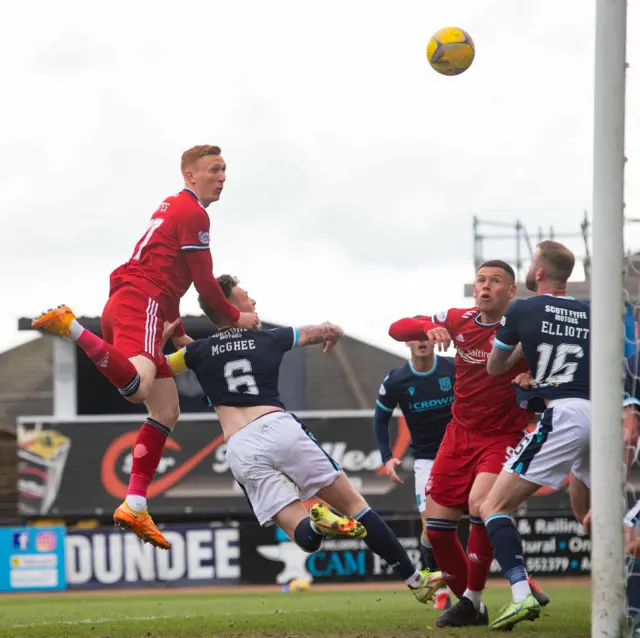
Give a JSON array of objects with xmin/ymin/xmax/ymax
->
[{"xmin": 591, "ymin": 0, "xmax": 628, "ymax": 635}]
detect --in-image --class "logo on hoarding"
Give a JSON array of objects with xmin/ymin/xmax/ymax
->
[
  {"xmin": 101, "ymin": 432, "xmax": 227, "ymax": 500},
  {"xmin": 256, "ymin": 530, "xmax": 368, "ymax": 584},
  {"xmin": 12, "ymin": 532, "xmax": 29, "ymax": 551},
  {"xmin": 256, "ymin": 528, "xmax": 312, "ymax": 584},
  {"xmin": 35, "ymin": 532, "xmax": 57, "ymax": 552},
  {"xmin": 17, "ymin": 424, "xmax": 71, "ymax": 516}
]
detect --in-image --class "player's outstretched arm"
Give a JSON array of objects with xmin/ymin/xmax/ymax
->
[
  {"xmin": 296, "ymin": 322, "xmax": 343, "ymax": 352},
  {"xmin": 389, "ymin": 316, "xmax": 451, "ymax": 351},
  {"xmin": 487, "ymin": 343, "xmax": 523, "ymax": 376}
]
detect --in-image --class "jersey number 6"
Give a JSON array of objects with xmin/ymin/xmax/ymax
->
[{"xmin": 224, "ymin": 359, "xmax": 259, "ymax": 395}]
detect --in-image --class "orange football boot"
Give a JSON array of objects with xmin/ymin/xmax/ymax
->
[
  {"xmin": 31, "ymin": 304, "xmax": 76, "ymax": 337},
  {"xmin": 113, "ymin": 502, "xmax": 171, "ymax": 550}
]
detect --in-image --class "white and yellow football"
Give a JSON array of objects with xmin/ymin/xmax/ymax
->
[
  {"xmin": 287, "ymin": 578, "xmax": 311, "ymax": 592},
  {"xmin": 427, "ymin": 27, "xmax": 475, "ymax": 76}
]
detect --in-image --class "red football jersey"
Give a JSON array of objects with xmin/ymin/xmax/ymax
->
[
  {"xmin": 109, "ymin": 189, "xmax": 211, "ymax": 319},
  {"xmin": 429, "ymin": 307, "xmax": 532, "ymax": 436}
]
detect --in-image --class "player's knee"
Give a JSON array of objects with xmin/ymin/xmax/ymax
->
[
  {"xmin": 479, "ymin": 499, "xmax": 497, "ymax": 521},
  {"xmin": 468, "ymin": 493, "xmax": 485, "ymax": 518},
  {"xmin": 148, "ymin": 404, "xmax": 180, "ymax": 428},
  {"xmin": 124, "ymin": 376, "xmax": 155, "ymax": 405},
  {"xmin": 121, "ymin": 388, "xmax": 149, "ymax": 405}
]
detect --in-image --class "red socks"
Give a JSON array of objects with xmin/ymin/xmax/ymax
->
[
  {"xmin": 128, "ymin": 419, "xmax": 171, "ymax": 497},
  {"xmin": 427, "ymin": 519, "xmax": 468, "ymax": 598},
  {"xmin": 76, "ymin": 329, "xmax": 141, "ymax": 397},
  {"xmin": 466, "ymin": 516, "xmax": 494, "ymax": 592}
]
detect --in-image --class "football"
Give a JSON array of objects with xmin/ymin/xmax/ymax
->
[
  {"xmin": 282, "ymin": 578, "xmax": 312, "ymax": 592},
  {"xmin": 427, "ymin": 27, "xmax": 475, "ymax": 76}
]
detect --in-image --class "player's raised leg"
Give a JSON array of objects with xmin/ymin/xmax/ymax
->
[
  {"xmin": 31, "ymin": 304, "xmax": 152, "ymax": 402},
  {"xmin": 113, "ymin": 375, "xmax": 180, "ymax": 549},
  {"xmin": 318, "ymin": 473, "xmax": 444, "ymax": 604}
]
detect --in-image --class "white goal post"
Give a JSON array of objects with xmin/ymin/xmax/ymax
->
[{"xmin": 591, "ymin": 0, "xmax": 628, "ymax": 636}]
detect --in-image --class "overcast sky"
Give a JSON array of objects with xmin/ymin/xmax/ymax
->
[{"xmin": 3, "ymin": 0, "xmax": 640, "ymax": 359}]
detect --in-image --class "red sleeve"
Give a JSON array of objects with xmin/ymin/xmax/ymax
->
[
  {"xmin": 388, "ymin": 317, "xmax": 438, "ymax": 342},
  {"xmin": 183, "ymin": 250, "xmax": 241, "ymax": 323},
  {"xmin": 178, "ymin": 206, "xmax": 211, "ymax": 252},
  {"xmin": 173, "ymin": 320, "xmax": 186, "ymax": 338}
]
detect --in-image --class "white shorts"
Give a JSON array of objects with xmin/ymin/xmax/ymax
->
[
  {"xmin": 225, "ymin": 411, "xmax": 341, "ymax": 527},
  {"xmin": 505, "ymin": 397, "xmax": 591, "ymax": 490},
  {"xmin": 414, "ymin": 459, "xmax": 435, "ymax": 513}
]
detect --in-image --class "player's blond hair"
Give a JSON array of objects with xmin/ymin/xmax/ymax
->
[
  {"xmin": 198, "ymin": 275, "xmax": 239, "ymax": 328},
  {"xmin": 181, "ymin": 145, "xmax": 222, "ymax": 174},
  {"xmin": 536, "ymin": 240, "xmax": 575, "ymax": 284}
]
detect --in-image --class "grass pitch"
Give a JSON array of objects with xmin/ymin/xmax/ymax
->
[{"xmin": 0, "ymin": 585, "xmax": 590, "ymax": 638}]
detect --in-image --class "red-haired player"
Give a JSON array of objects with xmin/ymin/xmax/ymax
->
[
  {"xmin": 388, "ymin": 260, "xmax": 549, "ymax": 627},
  {"xmin": 32, "ymin": 145, "xmax": 259, "ymax": 550}
]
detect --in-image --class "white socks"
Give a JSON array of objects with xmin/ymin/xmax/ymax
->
[
  {"xmin": 463, "ymin": 588, "xmax": 483, "ymax": 609},
  {"xmin": 511, "ymin": 579, "xmax": 532, "ymax": 603},
  {"xmin": 68, "ymin": 319, "xmax": 84, "ymax": 341},
  {"xmin": 125, "ymin": 495, "xmax": 147, "ymax": 512}
]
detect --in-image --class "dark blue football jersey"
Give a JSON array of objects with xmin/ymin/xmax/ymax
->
[
  {"xmin": 183, "ymin": 326, "xmax": 297, "ymax": 408},
  {"xmin": 494, "ymin": 295, "xmax": 590, "ymax": 405},
  {"xmin": 376, "ymin": 356, "xmax": 455, "ymax": 460}
]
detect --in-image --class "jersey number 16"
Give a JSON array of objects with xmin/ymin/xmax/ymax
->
[{"xmin": 535, "ymin": 342, "xmax": 584, "ymax": 385}]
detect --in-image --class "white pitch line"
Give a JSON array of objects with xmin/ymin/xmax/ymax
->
[{"xmin": 7, "ymin": 608, "xmax": 341, "ymax": 630}]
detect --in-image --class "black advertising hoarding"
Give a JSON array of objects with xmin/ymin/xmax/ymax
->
[
  {"xmin": 65, "ymin": 523, "xmax": 240, "ymax": 590},
  {"xmin": 17, "ymin": 414, "xmax": 573, "ymax": 519},
  {"xmin": 238, "ymin": 515, "xmax": 590, "ymax": 586}
]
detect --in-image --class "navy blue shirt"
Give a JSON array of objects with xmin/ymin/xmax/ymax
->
[
  {"xmin": 494, "ymin": 295, "xmax": 590, "ymax": 406},
  {"xmin": 183, "ymin": 327, "xmax": 297, "ymax": 408},
  {"xmin": 374, "ymin": 356, "xmax": 455, "ymax": 462}
]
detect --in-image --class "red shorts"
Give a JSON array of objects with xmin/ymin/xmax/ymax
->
[
  {"xmin": 101, "ymin": 285, "xmax": 173, "ymax": 378},
  {"xmin": 426, "ymin": 420, "xmax": 524, "ymax": 510}
]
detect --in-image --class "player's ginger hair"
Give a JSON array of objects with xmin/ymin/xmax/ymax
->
[
  {"xmin": 536, "ymin": 240, "xmax": 575, "ymax": 284},
  {"xmin": 181, "ymin": 145, "xmax": 222, "ymax": 174}
]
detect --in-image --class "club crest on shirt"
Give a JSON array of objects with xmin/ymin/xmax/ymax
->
[
  {"xmin": 439, "ymin": 377, "xmax": 452, "ymax": 392},
  {"xmin": 198, "ymin": 231, "xmax": 210, "ymax": 244}
]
